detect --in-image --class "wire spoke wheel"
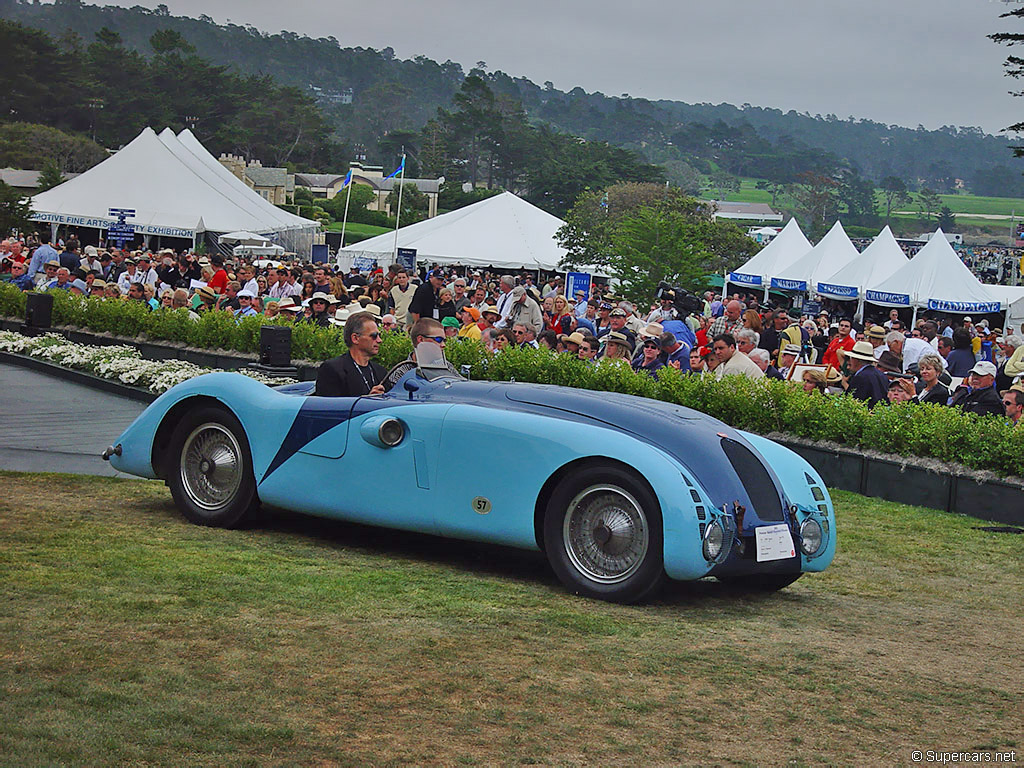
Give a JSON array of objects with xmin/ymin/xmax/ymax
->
[
  {"xmin": 562, "ymin": 484, "xmax": 649, "ymax": 585},
  {"xmin": 180, "ymin": 422, "xmax": 243, "ymax": 514}
]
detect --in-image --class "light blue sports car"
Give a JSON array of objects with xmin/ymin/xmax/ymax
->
[{"xmin": 105, "ymin": 354, "xmax": 836, "ymax": 603}]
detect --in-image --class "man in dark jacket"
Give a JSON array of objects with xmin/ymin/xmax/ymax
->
[
  {"xmin": 949, "ymin": 361, "xmax": 1004, "ymax": 417},
  {"xmin": 315, "ymin": 312, "xmax": 387, "ymax": 397},
  {"xmin": 840, "ymin": 341, "xmax": 890, "ymax": 406}
]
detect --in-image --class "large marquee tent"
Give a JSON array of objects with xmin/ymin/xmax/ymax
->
[
  {"xmin": 338, "ymin": 192, "xmax": 568, "ymax": 271},
  {"xmin": 726, "ymin": 218, "xmax": 812, "ymax": 295},
  {"xmin": 29, "ymin": 127, "xmax": 318, "ymax": 254},
  {"xmin": 865, "ymin": 229, "xmax": 1004, "ymax": 318}
]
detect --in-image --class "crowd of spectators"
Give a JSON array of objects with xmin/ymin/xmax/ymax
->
[{"xmin": 3, "ymin": 231, "xmax": 1023, "ymax": 424}]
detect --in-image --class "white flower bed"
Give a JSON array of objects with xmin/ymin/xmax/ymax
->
[{"xmin": 0, "ymin": 331, "xmax": 297, "ymax": 394}]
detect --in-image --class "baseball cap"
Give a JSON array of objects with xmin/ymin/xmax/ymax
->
[
  {"xmin": 461, "ymin": 306, "xmax": 481, "ymax": 322},
  {"xmin": 511, "ymin": 285, "xmax": 526, "ymax": 299},
  {"xmin": 610, "ymin": 308, "xmax": 627, "ymax": 317},
  {"xmin": 441, "ymin": 316, "xmax": 461, "ymax": 328},
  {"xmin": 428, "ymin": 268, "xmax": 445, "ymax": 279},
  {"xmin": 70, "ymin": 278, "xmax": 88, "ymax": 292},
  {"xmin": 968, "ymin": 361, "xmax": 997, "ymax": 377},
  {"xmin": 237, "ymin": 289, "xmax": 255, "ymax": 298},
  {"xmin": 599, "ymin": 302, "xmax": 612, "ymax": 311}
]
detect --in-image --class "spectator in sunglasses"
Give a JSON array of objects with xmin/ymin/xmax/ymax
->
[
  {"xmin": 315, "ymin": 311, "xmax": 387, "ymax": 397},
  {"xmin": 380, "ymin": 318, "xmax": 461, "ymax": 390}
]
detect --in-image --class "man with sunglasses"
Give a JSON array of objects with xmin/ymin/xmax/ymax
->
[
  {"xmin": 380, "ymin": 318, "xmax": 460, "ymax": 391},
  {"xmin": 315, "ymin": 311, "xmax": 387, "ymax": 397}
]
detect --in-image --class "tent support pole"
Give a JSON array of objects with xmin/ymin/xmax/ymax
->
[
  {"xmin": 911, "ymin": 305, "xmax": 918, "ymax": 327},
  {"xmin": 339, "ymin": 171, "xmax": 353, "ymax": 259}
]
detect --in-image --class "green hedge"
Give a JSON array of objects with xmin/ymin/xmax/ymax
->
[{"xmin": 2, "ymin": 283, "xmax": 1022, "ymax": 476}]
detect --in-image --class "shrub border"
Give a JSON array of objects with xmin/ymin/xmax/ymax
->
[{"xmin": 1, "ymin": 333, "xmax": 1021, "ymax": 525}]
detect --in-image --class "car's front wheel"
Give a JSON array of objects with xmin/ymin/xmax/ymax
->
[
  {"xmin": 543, "ymin": 466, "xmax": 664, "ymax": 603},
  {"xmin": 166, "ymin": 406, "xmax": 258, "ymax": 528}
]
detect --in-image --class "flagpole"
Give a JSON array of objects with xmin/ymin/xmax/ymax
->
[
  {"xmin": 391, "ymin": 151, "xmax": 406, "ymax": 262},
  {"xmin": 339, "ymin": 170, "xmax": 353, "ymax": 251}
]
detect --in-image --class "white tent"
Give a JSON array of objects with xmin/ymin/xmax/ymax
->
[
  {"xmin": 726, "ymin": 218, "xmax": 812, "ymax": 294},
  {"xmin": 817, "ymin": 226, "xmax": 907, "ymax": 302},
  {"xmin": 29, "ymin": 126, "xmax": 317, "ymax": 253},
  {"xmin": 339, "ymin": 191, "xmax": 567, "ymax": 271},
  {"xmin": 865, "ymin": 228, "xmax": 1004, "ymax": 316},
  {"xmin": 770, "ymin": 220, "xmax": 859, "ymax": 293},
  {"xmin": 984, "ymin": 285, "xmax": 1024, "ymax": 335},
  {"xmin": 220, "ymin": 231, "xmax": 273, "ymax": 246}
]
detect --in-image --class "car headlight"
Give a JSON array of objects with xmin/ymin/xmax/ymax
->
[
  {"xmin": 799, "ymin": 518, "xmax": 824, "ymax": 556},
  {"xmin": 702, "ymin": 519, "xmax": 725, "ymax": 561}
]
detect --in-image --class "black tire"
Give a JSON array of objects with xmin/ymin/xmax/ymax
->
[
  {"xmin": 165, "ymin": 405, "xmax": 258, "ymax": 528},
  {"xmin": 543, "ymin": 465, "xmax": 665, "ymax": 603},
  {"xmin": 718, "ymin": 573, "xmax": 802, "ymax": 592}
]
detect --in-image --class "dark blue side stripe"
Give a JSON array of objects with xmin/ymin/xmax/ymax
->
[{"xmin": 260, "ymin": 397, "xmax": 412, "ymax": 483}]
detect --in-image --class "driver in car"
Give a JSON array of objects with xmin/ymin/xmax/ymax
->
[{"xmin": 381, "ymin": 318, "xmax": 461, "ymax": 390}]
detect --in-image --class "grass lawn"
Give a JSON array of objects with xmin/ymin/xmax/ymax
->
[
  {"xmin": 1, "ymin": 472, "xmax": 1021, "ymax": 765},
  {"xmin": 324, "ymin": 222, "xmax": 390, "ymax": 236}
]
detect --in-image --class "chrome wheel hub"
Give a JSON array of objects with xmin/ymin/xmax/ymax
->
[
  {"xmin": 563, "ymin": 485, "xmax": 649, "ymax": 584},
  {"xmin": 180, "ymin": 423, "xmax": 242, "ymax": 514}
]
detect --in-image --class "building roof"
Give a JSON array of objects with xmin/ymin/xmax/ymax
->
[
  {"xmin": 1, "ymin": 168, "xmax": 80, "ymax": 189},
  {"xmin": 294, "ymin": 172, "xmax": 345, "ymax": 189},
  {"xmin": 374, "ymin": 176, "xmax": 441, "ymax": 195},
  {"xmin": 244, "ymin": 166, "xmax": 288, "ymax": 188},
  {"xmin": 705, "ymin": 200, "xmax": 783, "ymax": 222}
]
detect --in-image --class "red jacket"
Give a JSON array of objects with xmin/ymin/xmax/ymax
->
[{"xmin": 823, "ymin": 334, "xmax": 855, "ymax": 368}]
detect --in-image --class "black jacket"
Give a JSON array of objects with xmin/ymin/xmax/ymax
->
[
  {"xmin": 315, "ymin": 352, "xmax": 387, "ymax": 397},
  {"xmin": 949, "ymin": 385, "xmax": 1004, "ymax": 417},
  {"xmin": 847, "ymin": 364, "xmax": 889, "ymax": 406},
  {"xmin": 916, "ymin": 383, "xmax": 950, "ymax": 406}
]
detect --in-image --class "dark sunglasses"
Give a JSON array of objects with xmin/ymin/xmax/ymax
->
[
  {"xmin": 643, "ymin": 341, "xmax": 660, "ymax": 349},
  {"xmin": 359, "ymin": 331, "xmax": 380, "ymax": 339},
  {"xmin": 513, "ymin": 330, "xmax": 525, "ymax": 336},
  {"xmin": 421, "ymin": 335, "xmax": 445, "ymax": 344},
  {"xmin": 1003, "ymin": 399, "xmax": 1016, "ymax": 406}
]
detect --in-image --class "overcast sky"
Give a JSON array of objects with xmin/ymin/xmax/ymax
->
[{"xmin": 117, "ymin": 0, "xmax": 1024, "ymax": 135}]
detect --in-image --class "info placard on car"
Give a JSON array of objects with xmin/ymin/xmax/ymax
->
[{"xmin": 755, "ymin": 524, "xmax": 796, "ymax": 562}]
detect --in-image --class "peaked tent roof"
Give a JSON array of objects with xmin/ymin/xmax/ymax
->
[
  {"xmin": 865, "ymin": 228, "xmax": 1004, "ymax": 312},
  {"xmin": 339, "ymin": 192, "xmax": 567, "ymax": 270},
  {"xmin": 770, "ymin": 220, "xmax": 859, "ymax": 292},
  {"xmin": 174, "ymin": 128, "xmax": 314, "ymax": 232},
  {"xmin": 816, "ymin": 225, "xmax": 909, "ymax": 300},
  {"xmin": 30, "ymin": 127, "xmax": 317, "ymax": 239},
  {"xmin": 727, "ymin": 218, "xmax": 812, "ymax": 289}
]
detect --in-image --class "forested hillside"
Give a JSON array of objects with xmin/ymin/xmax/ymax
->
[{"xmin": 1, "ymin": 0, "xmax": 1021, "ymax": 197}]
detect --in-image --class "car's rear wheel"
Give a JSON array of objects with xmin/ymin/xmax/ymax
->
[
  {"xmin": 166, "ymin": 406, "xmax": 258, "ymax": 528},
  {"xmin": 543, "ymin": 465, "xmax": 664, "ymax": 603},
  {"xmin": 718, "ymin": 573, "xmax": 802, "ymax": 592}
]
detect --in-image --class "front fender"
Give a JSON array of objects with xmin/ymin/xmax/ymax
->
[{"xmin": 108, "ymin": 373, "xmax": 307, "ymax": 480}]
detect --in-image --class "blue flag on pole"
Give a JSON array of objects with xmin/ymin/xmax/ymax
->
[
  {"xmin": 341, "ymin": 169, "xmax": 352, "ymax": 188},
  {"xmin": 384, "ymin": 157, "xmax": 405, "ymax": 180}
]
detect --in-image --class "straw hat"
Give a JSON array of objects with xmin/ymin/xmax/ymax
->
[
  {"xmin": 329, "ymin": 306, "xmax": 351, "ymax": 326},
  {"xmin": 840, "ymin": 341, "xmax": 876, "ymax": 363},
  {"xmin": 277, "ymin": 297, "xmax": 301, "ymax": 312}
]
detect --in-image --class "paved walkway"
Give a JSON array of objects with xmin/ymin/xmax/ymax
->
[{"xmin": 0, "ymin": 363, "xmax": 147, "ymax": 477}]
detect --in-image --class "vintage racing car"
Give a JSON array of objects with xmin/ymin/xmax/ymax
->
[{"xmin": 105, "ymin": 350, "xmax": 836, "ymax": 603}]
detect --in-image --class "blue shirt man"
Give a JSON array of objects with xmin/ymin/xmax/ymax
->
[
  {"xmin": 4, "ymin": 262, "xmax": 33, "ymax": 290},
  {"xmin": 28, "ymin": 241, "xmax": 59, "ymax": 279},
  {"xmin": 661, "ymin": 333, "xmax": 692, "ymax": 373},
  {"xmin": 234, "ymin": 290, "xmax": 258, "ymax": 318}
]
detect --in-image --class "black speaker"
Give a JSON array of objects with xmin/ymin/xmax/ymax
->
[
  {"xmin": 25, "ymin": 292, "xmax": 53, "ymax": 328},
  {"xmin": 259, "ymin": 325, "xmax": 292, "ymax": 368}
]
